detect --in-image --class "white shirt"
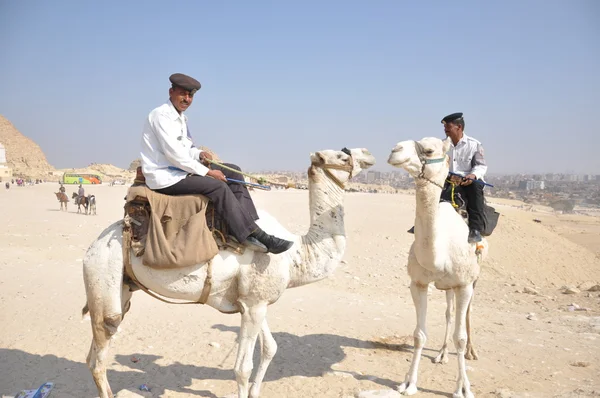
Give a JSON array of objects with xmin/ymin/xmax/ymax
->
[
  {"xmin": 140, "ymin": 101, "xmax": 209, "ymax": 189},
  {"xmin": 448, "ymin": 133, "xmax": 487, "ymax": 180}
]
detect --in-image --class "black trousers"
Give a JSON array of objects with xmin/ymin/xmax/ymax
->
[
  {"xmin": 441, "ymin": 180, "xmax": 485, "ymax": 231},
  {"xmin": 156, "ymin": 163, "xmax": 259, "ymax": 242}
]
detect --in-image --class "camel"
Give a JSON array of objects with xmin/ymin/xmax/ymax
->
[
  {"xmin": 81, "ymin": 147, "xmax": 375, "ymax": 398},
  {"xmin": 387, "ymin": 137, "xmax": 488, "ymax": 398},
  {"xmin": 54, "ymin": 192, "xmax": 68, "ymax": 211}
]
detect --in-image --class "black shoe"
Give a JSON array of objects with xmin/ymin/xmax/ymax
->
[
  {"xmin": 468, "ymin": 229, "xmax": 482, "ymax": 243},
  {"xmin": 250, "ymin": 229, "xmax": 294, "ymax": 254},
  {"xmin": 243, "ymin": 236, "xmax": 268, "ymax": 253},
  {"xmin": 407, "ymin": 226, "xmax": 415, "ymax": 234}
]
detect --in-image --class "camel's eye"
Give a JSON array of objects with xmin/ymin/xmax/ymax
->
[{"xmin": 425, "ymin": 149, "xmax": 434, "ymax": 155}]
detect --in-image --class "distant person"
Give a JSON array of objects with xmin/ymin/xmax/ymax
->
[
  {"xmin": 78, "ymin": 184, "xmax": 85, "ymax": 201},
  {"xmin": 59, "ymin": 183, "xmax": 66, "ymax": 193},
  {"xmin": 5, "ymin": 182, "xmax": 9, "ymax": 190},
  {"xmin": 408, "ymin": 112, "xmax": 487, "ymax": 243},
  {"xmin": 139, "ymin": 73, "xmax": 293, "ymax": 254}
]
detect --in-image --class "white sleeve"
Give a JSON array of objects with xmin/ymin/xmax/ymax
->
[
  {"xmin": 470, "ymin": 143, "xmax": 487, "ymax": 180},
  {"xmin": 150, "ymin": 113, "xmax": 209, "ymax": 176}
]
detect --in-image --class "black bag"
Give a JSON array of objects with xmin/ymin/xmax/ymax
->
[{"xmin": 481, "ymin": 204, "xmax": 499, "ymax": 236}]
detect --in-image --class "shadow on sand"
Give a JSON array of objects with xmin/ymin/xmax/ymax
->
[{"xmin": 0, "ymin": 326, "xmax": 450, "ymax": 397}]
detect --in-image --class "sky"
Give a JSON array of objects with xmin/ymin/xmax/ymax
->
[{"xmin": 0, "ymin": 1, "xmax": 598, "ymax": 174}]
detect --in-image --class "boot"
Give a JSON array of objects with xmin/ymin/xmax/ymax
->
[
  {"xmin": 243, "ymin": 236, "xmax": 268, "ymax": 253},
  {"xmin": 249, "ymin": 228, "xmax": 294, "ymax": 254},
  {"xmin": 468, "ymin": 229, "xmax": 482, "ymax": 243},
  {"xmin": 228, "ymin": 235, "xmax": 268, "ymax": 253}
]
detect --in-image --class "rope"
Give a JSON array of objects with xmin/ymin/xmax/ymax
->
[
  {"xmin": 204, "ymin": 158, "xmax": 293, "ymax": 189},
  {"xmin": 447, "ymin": 180, "xmax": 459, "ymax": 208}
]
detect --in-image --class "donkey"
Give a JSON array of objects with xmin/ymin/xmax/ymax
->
[
  {"xmin": 88, "ymin": 195, "xmax": 97, "ymax": 215},
  {"xmin": 55, "ymin": 192, "xmax": 68, "ymax": 211},
  {"xmin": 72, "ymin": 192, "xmax": 89, "ymax": 214}
]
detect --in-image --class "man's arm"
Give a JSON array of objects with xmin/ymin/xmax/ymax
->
[
  {"xmin": 150, "ymin": 113, "xmax": 209, "ymax": 176},
  {"xmin": 470, "ymin": 143, "xmax": 487, "ymax": 180}
]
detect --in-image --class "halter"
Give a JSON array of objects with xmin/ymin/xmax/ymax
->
[
  {"xmin": 313, "ymin": 147, "xmax": 354, "ymax": 190},
  {"xmin": 414, "ymin": 141, "xmax": 447, "ymax": 189}
]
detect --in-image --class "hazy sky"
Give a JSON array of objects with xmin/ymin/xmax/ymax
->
[{"xmin": 0, "ymin": 1, "xmax": 598, "ymax": 174}]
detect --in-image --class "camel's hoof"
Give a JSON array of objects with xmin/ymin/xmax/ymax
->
[
  {"xmin": 433, "ymin": 351, "xmax": 449, "ymax": 364},
  {"xmin": 453, "ymin": 389, "xmax": 474, "ymax": 398},
  {"xmin": 397, "ymin": 382, "xmax": 418, "ymax": 395},
  {"xmin": 465, "ymin": 348, "xmax": 479, "ymax": 360},
  {"xmin": 249, "ymin": 384, "xmax": 260, "ymax": 398}
]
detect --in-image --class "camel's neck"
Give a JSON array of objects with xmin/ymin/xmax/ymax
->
[
  {"xmin": 286, "ymin": 169, "xmax": 346, "ymax": 288},
  {"xmin": 414, "ymin": 180, "xmax": 443, "ymax": 252}
]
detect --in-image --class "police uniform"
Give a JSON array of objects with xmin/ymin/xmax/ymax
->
[
  {"xmin": 441, "ymin": 112, "xmax": 487, "ymax": 240},
  {"xmin": 139, "ymin": 73, "xmax": 293, "ymax": 254}
]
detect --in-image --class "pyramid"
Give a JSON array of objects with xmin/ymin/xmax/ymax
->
[{"xmin": 0, "ymin": 115, "xmax": 56, "ymax": 178}]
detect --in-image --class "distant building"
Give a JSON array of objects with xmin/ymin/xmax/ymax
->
[
  {"xmin": 518, "ymin": 180, "xmax": 545, "ymax": 191},
  {"xmin": 366, "ymin": 171, "xmax": 376, "ymax": 183},
  {"xmin": 0, "ymin": 143, "xmax": 13, "ymax": 181}
]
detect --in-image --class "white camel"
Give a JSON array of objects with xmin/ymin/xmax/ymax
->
[
  {"xmin": 387, "ymin": 137, "xmax": 488, "ymax": 398},
  {"xmin": 82, "ymin": 147, "xmax": 375, "ymax": 398}
]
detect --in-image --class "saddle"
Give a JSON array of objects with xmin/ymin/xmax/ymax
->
[
  {"xmin": 440, "ymin": 181, "xmax": 499, "ymax": 237},
  {"xmin": 123, "ymin": 167, "xmax": 248, "ymax": 270}
]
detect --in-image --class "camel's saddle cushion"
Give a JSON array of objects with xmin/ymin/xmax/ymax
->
[{"xmin": 123, "ymin": 169, "xmax": 247, "ymax": 269}]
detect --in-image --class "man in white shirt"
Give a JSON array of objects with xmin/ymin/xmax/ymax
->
[
  {"xmin": 441, "ymin": 112, "xmax": 487, "ymax": 243},
  {"xmin": 140, "ymin": 73, "xmax": 293, "ymax": 254},
  {"xmin": 407, "ymin": 112, "xmax": 487, "ymax": 243}
]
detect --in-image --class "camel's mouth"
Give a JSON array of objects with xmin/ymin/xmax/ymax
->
[
  {"xmin": 360, "ymin": 159, "xmax": 376, "ymax": 168},
  {"xmin": 387, "ymin": 157, "xmax": 409, "ymax": 167}
]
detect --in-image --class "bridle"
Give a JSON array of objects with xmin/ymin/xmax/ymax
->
[
  {"xmin": 313, "ymin": 147, "xmax": 354, "ymax": 190},
  {"xmin": 414, "ymin": 141, "xmax": 447, "ymax": 189}
]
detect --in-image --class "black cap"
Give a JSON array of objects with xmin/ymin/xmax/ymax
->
[
  {"xmin": 169, "ymin": 73, "xmax": 201, "ymax": 94},
  {"xmin": 441, "ymin": 112, "xmax": 464, "ymax": 125}
]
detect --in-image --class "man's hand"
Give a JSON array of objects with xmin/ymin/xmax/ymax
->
[
  {"xmin": 449, "ymin": 174, "xmax": 463, "ymax": 185},
  {"xmin": 461, "ymin": 173, "xmax": 477, "ymax": 186},
  {"xmin": 207, "ymin": 169, "xmax": 227, "ymax": 182},
  {"xmin": 199, "ymin": 151, "xmax": 214, "ymax": 166}
]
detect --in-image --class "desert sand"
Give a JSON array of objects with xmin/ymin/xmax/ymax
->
[{"xmin": 1, "ymin": 183, "xmax": 599, "ymax": 398}]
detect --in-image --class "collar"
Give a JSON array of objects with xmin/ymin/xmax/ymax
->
[
  {"xmin": 453, "ymin": 133, "xmax": 468, "ymax": 147},
  {"xmin": 166, "ymin": 100, "xmax": 187, "ymax": 122}
]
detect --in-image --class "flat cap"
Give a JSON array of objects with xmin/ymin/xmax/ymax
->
[
  {"xmin": 441, "ymin": 112, "xmax": 463, "ymax": 124},
  {"xmin": 169, "ymin": 73, "xmax": 201, "ymax": 94}
]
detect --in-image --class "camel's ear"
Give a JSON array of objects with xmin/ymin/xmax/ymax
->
[{"xmin": 442, "ymin": 137, "xmax": 452, "ymax": 154}]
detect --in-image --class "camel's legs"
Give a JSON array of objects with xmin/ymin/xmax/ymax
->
[
  {"xmin": 249, "ymin": 319, "xmax": 277, "ymax": 398},
  {"xmin": 87, "ymin": 311, "xmax": 121, "ymax": 398},
  {"xmin": 85, "ymin": 280, "xmax": 127, "ymax": 398},
  {"xmin": 464, "ymin": 284, "xmax": 478, "ymax": 360},
  {"xmin": 452, "ymin": 284, "xmax": 475, "ymax": 398},
  {"xmin": 397, "ymin": 282, "xmax": 428, "ymax": 396},
  {"xmin": 234, "ymin": 303, "xmax": 267, "ymax": 398},
  {"xmin": 434, "ymin": 289, "xmax": 454, "ymax": 364}
]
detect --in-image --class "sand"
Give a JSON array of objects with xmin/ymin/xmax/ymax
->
[{"xmin": 1, "ymin": 183, "xmax": 599, "ymax": 398}]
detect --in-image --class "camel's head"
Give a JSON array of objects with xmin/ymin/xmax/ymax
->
[
  {"xmin": 309, "ymin": 148, "xmax": 375, "ymax": 188},
  {"xmin": 388, "ymin": 137, "xmax": 451, "ymax": 186}
]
